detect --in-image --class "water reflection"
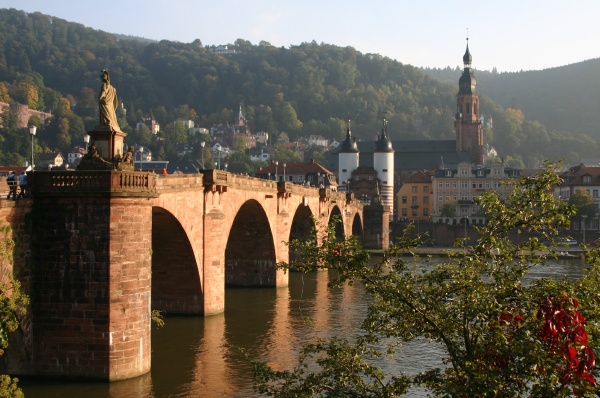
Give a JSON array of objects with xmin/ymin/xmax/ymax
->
[{"xmin": 19, "ymin": 259, "xmax": 586, "ymax": 397}]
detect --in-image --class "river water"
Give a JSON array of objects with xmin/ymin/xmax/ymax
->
[{"xmin": 20, "ymin": 257, "xmax": 586, "ymax": 397}]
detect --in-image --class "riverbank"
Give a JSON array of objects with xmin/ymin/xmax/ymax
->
[{"xmin": 369, "ymin": 246, "xmax": 585, "ymax": 259}]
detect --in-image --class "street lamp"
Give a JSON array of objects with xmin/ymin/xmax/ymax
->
[
  {"xmin": 200, "ymin": 141, "xmax": 205, "ymax": 169},
  {"xmin": 275, "ymin": 161, "xmax": 278, "ymax": 182},
  {"xmin": 283, "ymin": 163, "xmax": 286, "ymax": 182},
  {"xmin": 463, "ymin": 215, "xmax": 469, "ymax": 240},
  {"xmin": 268, "ymin": 172, "xmax": 271, "ymax": 180},
  {"xmin": 83, "ymin": 133, "xmax": 90, "ymax": 152},
  {"xmin": 29, "ymin": 126, "xmax": 36, "ymax": 169},
  {"xmin": 217, "ymin": 146, "xmax": 222, "ymax": 170},
  {"xmin": 582, "ymin": 215, "xmax": 587, "ymax": 244},
  {"xmin": 140, "ymin": 148, "xmax": 144, "ymax": 171},
  {"xmin": 224, "ymin": 163, "xmax": 228, "ymax": 171}
]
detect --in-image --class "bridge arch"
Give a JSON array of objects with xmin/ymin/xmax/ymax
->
[
  {"xmin": 351, "ymin": 212, "xmax": 363, "ymax": 238},
  {"xmin": 225, "ymin": 199, "xmax": 277, "ymax": 287},
  {"xmin": 151, "ymin": 206, "xmax": 203, "ymax": 314},
  {"xmin": 328, "ymin": 205, "xmax": 344, "ymax": 241}
]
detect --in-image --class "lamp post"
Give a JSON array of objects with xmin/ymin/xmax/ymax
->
[
  {"xmin": 463, "ymin": 215, "xmax": 468, "ymax": 240},
  {"xmin": 268, "ymin": 172, "xmax": 271, "ymax": 181},
  {"xmin": 217, "ymin": 146, "xmax": 222, "ymax": 170},
  {"xmin": 283, "ymin": 163, "xmax": 286, "ymax": 182},
  {"xmin": 83, "ymin": 133, "xmax": 90, "ymax": 152},
  {"xmin": 200, "ymin": 141, "xmax": 205, "ymax": 169},
  {"xmin": 29, "ymin": 126, "xmax": 36, "ymax": 169},
  {"xmin": 140, "ymin": 148, "xmax": 144, "ymax": 171},
  {"xmin": 582, "ymin": 215, "xmax": 587, "ymax": 245},
  {"xmin": 224, "ymin": 163, "xmax": 228, "ymax": 172},
  {"xmin": 275, "ymin": 161, "xmax": 278, "ymax": 182}
]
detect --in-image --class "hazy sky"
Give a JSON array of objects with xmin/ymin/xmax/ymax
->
[{"xmin": 4, "ymin": 0, "xmax": 599, "ymax": 72}]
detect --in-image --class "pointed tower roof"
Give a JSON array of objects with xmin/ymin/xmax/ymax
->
[
  {"xmin": 458, "ymin": 37, "xmax": 477, "ymax": 95},
  {"xmin": 374, "ymin": 118, "xmax": 394, "ymax": 152},
  {"xmin": 339, "ymin": 117, "xmax": 359, "ymax": 153}
]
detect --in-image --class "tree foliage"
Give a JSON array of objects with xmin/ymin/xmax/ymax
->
[
  {"xmin": 253, "ymin": 162, "xmax": 600, "ymax": 397},
  {"xmin": 0, "ymin": 224, "xmax": 28, "ymax": 398}
]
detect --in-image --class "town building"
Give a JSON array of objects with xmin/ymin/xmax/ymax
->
[
  {"xmin": 555, "ymin": 164, "xmax": 600, "ymax": 231},
  {"xmin": 396, "ymin": 170, "xmax": 434, "ymax": 220},
  {"xmin": 255, "ymin": 159, "xmax": 337, "ymax": 189},
  {"xmin": 37, "ymin": 153, "xmax": 64, "ymax": 169},
  {"xmin": 431, "ymin": 162, "xmax": 520, "ymax": 226}
]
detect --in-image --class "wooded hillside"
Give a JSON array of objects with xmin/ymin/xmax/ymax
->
[{"xmin": 0, "ymin": 8, "xmax": 598, "ymax": 169}]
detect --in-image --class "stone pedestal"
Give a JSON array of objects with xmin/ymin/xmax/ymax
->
[{"xmin": 88, "ymin": 127, "xmax": 127, "ymax": 161}]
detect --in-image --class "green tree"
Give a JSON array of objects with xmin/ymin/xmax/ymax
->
[
  {"xmin": 0, "ymin": 224, "xmax": 29, "ymax": 398},
  {"xmin": 569, "ymin": 188, "xmax": 597, "ymax": 223},
  {"xmin": 440, "ymin": 201, "xmax": 456, "ymax": 217},
  {"xmin": 253, "ymin": 162, "xmax": 600, "ymax": 397}
]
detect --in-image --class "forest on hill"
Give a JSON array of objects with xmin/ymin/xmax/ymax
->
[{"xmin": 0, "ymin": 8, "xmax": 598, "ymax": 170}]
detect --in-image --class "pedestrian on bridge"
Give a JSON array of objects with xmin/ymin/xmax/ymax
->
[{"xmin": 6, "ymin": 171, "xmax": 17, "ymax": 200}]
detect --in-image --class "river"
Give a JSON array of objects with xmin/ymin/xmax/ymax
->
[{"xmin": 19, "ymin": 257, "xmax": 586, "ymax": 397}]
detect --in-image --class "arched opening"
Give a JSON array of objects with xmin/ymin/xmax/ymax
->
[
  {"xmin": 289, "ymin": 203, "xmax": 316, "ymax": 266},
  {"xmin": 351, "ymin": 213, "xmax": 363, "ymax": 243},
  {"xmin": 329, "ymin": 206, "xmax": 344, "ymax": 241},
  {"xmin": 225, "ymin": 200, "xmax": 276, "ymax": 286},
  {"xmin": 152, "ymin": 207, "xmax": 202, "ymax": 314}
]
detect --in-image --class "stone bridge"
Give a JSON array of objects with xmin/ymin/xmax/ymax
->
[{"xmin": 0, "ymin": 170, "xmax": 387, "ymax": 381}]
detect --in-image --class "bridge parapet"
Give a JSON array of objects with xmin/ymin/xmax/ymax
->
[{"xmin": 30, "ymin": 171, "xmax": 158, "ymax": 197}]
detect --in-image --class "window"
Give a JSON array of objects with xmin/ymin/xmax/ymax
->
[
  {"xmin": 438, "ymin": 195, "xmax": 443, "ymax": 201},
  {"xmin": 479, "ymin": 182, "xmax": 483, "ymax": 189},
  {"xmin": 423, "ymin": 186, "xmax": 429, "ymax": 193},
  {"xmin": 383, "ymin": 169, "xmax": 388, "ymax": 172},
  {"xmin": 423, "ymin": 196, "xmax": 429, "ymax": 204},
  {"xmin": 462, "ymin": 181, "xmax": 468, "ymax": 188},
  {"xmin": 453, "ymin": 182, "xmax": 457, "ymax": 188},
  {"xmin": 445, "ymin": 170, "xmax": 452, "ymax": 177},
  {"xmin": 412, "ymin": 208, "xmax": 418, "ymax": 216},
  {"xmin": 342, "ymin": 169, "xmax": 347, "ymax": 172},
  {"xmin": 583, "ymin": 175, "xmax": 592, "ymax": 183},
  {"xmin": 402, "ymin": 208, "xmax": 407, "ymax": 216},
  {"xmin": 298, "ymin": 175, "xmax": 304, "ymax": 182},
  {"xmin": 594, "ymin": 190, "xmax": 599, "ymax": 198},
  {"xmin": 472, "ymin": 183, "xmax": 477, "ymax": 188},
  {"xmin": 412, "ymin": 186, "xmax": 418, "ymax": 192},
  {"xmin": 446, "ymin": 182, "xmax": 450, "ymax": 188},
  {"xmin": 485, "ymin": 182, "xmax": 490, "ymax": 189},
  {"xmin": 423, "ymin": 208, "xmax": 429, "ymax": 216},
  {"xmin": 438, "ymin": 182, "xmax": 443, "ymax": 188},
  {"xmin": 402, "ymin": 196, "xmax": 407, "ymax": 204},
  {"xmin": 412, "ymin": 196, "xmax": 418, "ymax": 204},
  {"xmin": 368, "ymin": 176, "xmax": 373, "ymax": 180}
]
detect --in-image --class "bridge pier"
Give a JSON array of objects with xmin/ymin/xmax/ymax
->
[{"xmin": 26, "ymin": 171, "xmax": 156, "ymax": 380}]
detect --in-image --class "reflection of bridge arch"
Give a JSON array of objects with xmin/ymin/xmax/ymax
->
[{"xmin": 225, "ymin": 200, "xmax": 276, "ymax": 287}]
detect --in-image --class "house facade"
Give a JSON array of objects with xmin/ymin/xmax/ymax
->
[
  {"xmin": 432, "ymin": 162, "xmax": 520, "ymax": 226},
  {"xmin": 396, "ymin": 170, "xmax": 434, "ymax": 221}
]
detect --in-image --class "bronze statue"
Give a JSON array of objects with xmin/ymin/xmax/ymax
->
[
  {"xmin": 116, "ymin": 146, "xmax": 135, "ymax": 171},
  {"xmin": 77, "ymin": 141, "xmax": 114, "ymax": 170},
  {"xmin": 98, "ymin": 70, "xmax": 120, "ymax": 131}
]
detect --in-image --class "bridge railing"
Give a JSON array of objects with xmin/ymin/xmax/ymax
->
[{"xmin": 29, "ymin": 171, "xmax": 158, "ymax": 197}]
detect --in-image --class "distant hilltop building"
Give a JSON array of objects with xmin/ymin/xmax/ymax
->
[
  {"xmin": 213, "ymin": 45, "xmax": 236, "ymax": 55},
  {"xmin": 332, "ymin": 39, "xmax": 486, "ymax": 219}
]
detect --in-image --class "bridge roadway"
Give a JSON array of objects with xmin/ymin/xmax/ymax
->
[{"xmin": 0, "ymin": 170, "xmax": 376, "ymax": 381}]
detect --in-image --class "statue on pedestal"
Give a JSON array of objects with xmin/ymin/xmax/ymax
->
[{"xmin": 97, "ymin": 69, "xmax": 120, "ymax": 132}]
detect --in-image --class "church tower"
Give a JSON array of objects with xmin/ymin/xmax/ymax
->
[
  {"xmin": 373, "ymin": 118, "xmax": 394, "ymax": 215},
  {"xmin": 455, "ymin": 39, "xmax": 484, "ymax": 165},
  {"xmin": 338, "ymin": 118, "xmax": 359, "ymax": 192}
]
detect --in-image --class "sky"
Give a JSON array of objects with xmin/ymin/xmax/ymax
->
[{"xmin": 3, "ymin": 0, "xmax": 600, "ymax": 72}]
